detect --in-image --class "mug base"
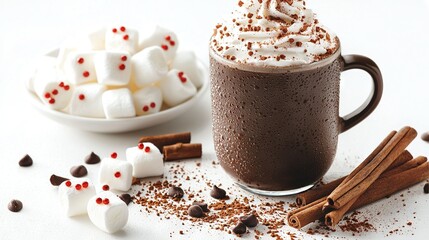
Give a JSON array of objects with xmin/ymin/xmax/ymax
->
[{"xmin": 236, "ymin": 182, "xmax": 314, "ymax": 197}]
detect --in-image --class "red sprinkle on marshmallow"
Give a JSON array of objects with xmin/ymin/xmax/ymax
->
[
  {"xmin": 121, "ymin": 55, "xmax": 127, "ymax": 61},
  {"xmin": 77, "ymin": 58, "xmax": 84, "ymax": 64},
  {"xmin": 123, "ymin": 35, "xmax": 129, "ymax": 40},
  {"xmin": 82, "ymin": 182, "xmax": 89, "ymax": 188},
  {"xmin": 96, "ymin": 198, "xmax": 103, "ymax": 204},
  {"xmin": 102, "ymin": 185, "xmax": 110, "ymax": 191},
  {"xmin": 119, "ymin": 64, "xmax": 126, "ymax": 70},
  {"xmin": 161, "ymin": 45, "xmax": 169, "ymax": 51},
  {"xmin": 75, "ymin": 184, "xmax": 82, "ymax": 190},
  {"xmin": 165, "ymin": 35, "xmax": 171, "ymax": 41},
  {"xmin": 65, "ymin": 181, "xmax": 72, "ymax": 187},
  {"xmin": 112, "ymin": 28, "xmax": 117, "ymax": 33},
  {"xmin": 59, "ymin": 82, "xmax": 65, "ymax": 87},
  {"xmin": 111, "ymin": 152, "xmax": 118, "ymax": 159},
  {"xmin": 83, "ymin": 71, "xmax": 90, "ymax": 78},
  {"xmin": 64, "ymin": 85, "xmax": 70, "ymax": 91},
  {"xmin": 138, "ymin": 143, "xmax": 144, "ymax": 149},
  {"xmin": 145, "ymin": 146, "xmax": 151, "ymax": 153},
  {"xmin": 44, "ymin": 93, "xmax": 51, "ymax": 99},
  {"xmin": 79, "ymin": 94, "xmax": 85, "ymax": 101},
  {"xmin": 170, "ymin": 41, "xmax": 176, "ymax": 46},
  {"xmin": 120, "ymin": 26, "xmax": 126, "ymax": 32},
  {"xmin": 52, "ymin": 89, "xmax": 58, "ymax": 95},
  {"xmin": 49, "ymin": 98, "xmax": 56, "ymax": 104},
  {"xmin": 103, "ymin": 198, "xmax": 110, "ymax": 205},
  {"xmin": 150, "ymin": 102, "xmax": 156, "ymax": 108},
  {"xmin": 114, "ymin": 172, "xmax": 121, "ymax": 178},
  {"xmin": 143, "ymin": 106, "xmax": 149, "ymax": 112}
]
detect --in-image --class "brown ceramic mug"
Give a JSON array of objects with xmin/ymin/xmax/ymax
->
[{"xmin": 210, "ymin": 43, "xmax": 383, "ymax": 196}]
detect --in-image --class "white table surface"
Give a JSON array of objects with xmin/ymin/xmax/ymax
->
[{"xmin": 1, "ymin": 0, "xmax": 428, "ymax": 239}]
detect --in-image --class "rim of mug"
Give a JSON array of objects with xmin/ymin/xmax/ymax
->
[{"xmin": 209, "ymin": 38, "xmax": 342, "ymax": 74}]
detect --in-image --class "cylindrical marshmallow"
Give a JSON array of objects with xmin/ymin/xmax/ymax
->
[
  {"xmin": 138, "ymin": 25, "xmax": 178, "ymax": 61},
  {"xmin": 101, "ymin": 88, "xmax": 136, "ymax": 119},
  {"xmin": 159, "ymin": 69, "xmax": 197, "ymax": 107},
  {"xmin": 131, "ymin": 46, "xmax": 168, "ymax": 87},
  {"xmin": 68, "ymin": 83, "xmax": 107, "ymax": 118},
  {"xmin": 133, "ymin": 86, "xmax": 163, "ymax": 116},
  {"xmin": 171, "ymin": 51, "xmax": 205, "ymax": 88},
  {"xmin": 87, "ymin": 191, "xmax": 128, "ymax": 234},
  {"xmin": 58, "ymin": 178, "xmax": 96, "ymax": 217},
  {"xmin": 126, "ymin": 142, "xmax": 164, "ymax": 178},
  {"xmin": 94, "ymin": 51, "xmax": 131, "ymax": 86}
]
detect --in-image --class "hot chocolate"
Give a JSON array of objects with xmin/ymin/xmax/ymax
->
[{"xmin": 210, "ymin": 0, "xmax": 383, "ymax": 195}]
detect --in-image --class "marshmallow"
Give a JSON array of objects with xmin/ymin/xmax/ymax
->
[
  {"xmin": 159, "ymin": 69, "xmax": 197, "ymax": 107},
  {"xmin": 171, "ymin": 51, "xmax": 205, "ymax": 88},
  {"xmin": 85, "ymin": 28, "xmax": 106, "ymax": 50},
  {"xmin": 126, "ymin": 142, "xmax": 164, "ymax": 178},
  {"xmin": 64, "ymin": 51, "xmax": 96, "ymax": 85},
  {"xmin": 24, "ymin": 56, "xmax": 58, "ymax": 93},
  {"xmin": 87, "ymin": 191, "xmax": 128, "ymax": 234},
  {"xmin": 69, "ymin": 83, "xmax": 107, "ymax": 118},
  {"xmin": 33, "ymin": 67, "xmax": 73, "ymax": 110},
  {"xmin": 58, "ymin": 178, "xmax": 96, "ymax": 217},
  {"xmin": 102, "ymin": 88, "xmax": 136, "ymax": 119},
  {"xmin": 98, "ymin": 157, "xmax": 133, "ymax": 191},
  {"xmin": 138, "ymin": 26, "xmax": 178, "ymax": 61},
  {"xmin": 133, "ymin": 86, "xmax": 163, "ymax": 116},
  {"xmin": 131, "ymin": 46, "xmax": 168, "ymax": 87},
  {"xmin": 105, "ymin": 26, "xmax": 139, "ymax": 54},
  {"xmin": 94, "ymin": 51, "xmax": 131, "ymax": 86}
]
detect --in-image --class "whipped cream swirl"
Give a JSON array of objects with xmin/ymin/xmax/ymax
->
[{"xmin": 211, "ymin": 0, "xmax": 338, "ymax": 67}]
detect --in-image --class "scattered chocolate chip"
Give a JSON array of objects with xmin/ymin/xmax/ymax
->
[
  {"xmin": 424, "ymin": 183, "xmax": 429, "ymax": 194},
  {"xmin": 192, "ymin": 201, "xmax": 209, "ymax": 212},
  {"xmin": 50, "ymin": 174, "xmax": 69, "ymax": 186},
  {"xmin": 85, "ymin": 152, "xmax": 101, "ymax": 164},
  {"xmin": 70, "ymin": 165, "xmax": 88, "ymax": 178},
  {"xmin": 188, "ymin": 205, "xmax": 204, "ymax": 218},
  {"xmin": 240, "ymin": 214, "xmax": 259, "ymax": 227},
  {"xmin": 210, "ymin": 185, "xmax": 227, "ymax": 199},
  {"xmin": 232, "ymin": 222, "xmax": 247, "ymax": 235},
  {"xmin": 19, "ymin": 154, "xmax": 33, "ymax": 167},
  {"xmin": 168, "ymin": 186, "xmax": 184, "ymax": 199},
  {"xmin": 8, "ymin": 200, "xmax": 23, "ymax": 212},
  {"xmin": 119, "ymin": 194, "xmax": 132, "ymax": 205},
  {"xmin": 421, "ymin": 132, "xmax": 429, "ymax": 142}
]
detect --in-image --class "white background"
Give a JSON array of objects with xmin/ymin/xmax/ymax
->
[{"xmin": 0, "ymin": 0, "xmax": 428, "ymax": 239}]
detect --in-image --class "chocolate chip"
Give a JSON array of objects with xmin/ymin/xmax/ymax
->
[
  {"xmin": 119, "ymin": 194, "xmax": 132, "ymax": 205},
  {"xmin": 240, "ymin": 214, "xmax": 259, "ymax": 227},
  {"xmin": 85, "ymin": 152, "xmax": 101, "ymax": 164},
  {"xmin": 422, "ymin": 132, "xmax": 429, "ymax": 142},
  {"xmin": 424, "ymin": 183, "xmax": 429, "ymax": 194},
  {"xmin": 70, "ymin": 165, "xmax": 88, "ymax": 178},
  {"xmin": 188, "ymin": 205, "xmax": 204, "ymax": 218},
  {"xmin": 232, "ymin": 222, "xmax": 247, "ymax": 235},
  {"xmin": 50, "ymin": 174, "xmax": 69, "ymax": 186},
  {"xmin": 8, "ymin": 200, "xmax": 23, "ymax": 212},
  {"xmin": 192, "ymin": 201, "xmax": 209, "ymax": 212},
  {"xmin": 210, "ymin": 185, "xmax": 227, "ymax": 199},
  {"xmin": 19, "ymin": 154, "xmax": 33, "ymax": 167},
  {"xmin": 168, "ymin": 186, "xmax": 184, "ymax": 199}
]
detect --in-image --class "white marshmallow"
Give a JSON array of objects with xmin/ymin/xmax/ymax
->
[
  {"xmin": 87, "ymin": 191, "xmax": 128, "ymax": 234},
  {"xmin": 138, "ymin": 26, "xmax": 178, "ymax": 61},
  {"xmin": 69, "ymin": 83, "xmax": 106, "ymax": 118},
  {"xmin": 85, "ymin": 28, "xmax": 106, "ymax": 50},
  {"xmin": 105, "ymin": 26, "xmax": 139, "ymax": 54},
  {"xmin": 23, "ymin": 56, "xmax": 58, "ymax": 93},
  {"xmin": 126, "ymin": 142, "xmax": 164, "ymax": 178},
  {"xmin": 133, "ymin": 86, "xmax": 163, "ymax": 116},
  {"xmin": 159, "ymin": 69, "xmax": 197, "ymax": 107},
  {"xmin": 64, "ymin": 51, "xmax": 96, "ymax": 85},
  {"xmin": 33, "ymin": 67, "xmax": 73, "ymax": 110},
  {"xmin": 94, "ymin": 51, "xmax": 131, "ymax": 86},
  {"xmin": 171, "ymin": 51, "xmax": 205, "ymax": 88},
  {"xmin": 131, "ymin": 46, "xmax": 168, "ymax": 87},
  {"xmin": 98, "ymin": 157, "xmax": 133, "ymax": 191},
  {"xmin": 58, "ymin": 178, "xmax": 96, "ymax": 217},
  {"xmin": 102, "ymin": 88, "xmax": 136, "ymax": 119}
]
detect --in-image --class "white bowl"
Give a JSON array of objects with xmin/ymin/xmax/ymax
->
[{"xmin": 26, "ymin": 51, "xmax": 209, "ymax": 133}]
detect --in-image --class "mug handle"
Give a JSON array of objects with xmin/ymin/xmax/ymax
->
[{"xmin": 339, "ymin": 55, "xmax": 383, "ymax": 133}]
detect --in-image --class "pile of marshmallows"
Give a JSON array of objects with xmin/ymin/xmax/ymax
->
[
  {"xmin": 27, "ymin": 25, "xmax": 204, "ymax": 118},
  {"xmin": 58, "ymin": 142, "xmax": 164, "ymax": 233}
]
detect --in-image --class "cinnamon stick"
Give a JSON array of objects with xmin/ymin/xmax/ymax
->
[
  {"xmin": 288, "ymin": 160, "xmax": 429, "ymax": 229},
  {"xmin": 139, "ymin": 132, "xmax": 191, "ymax": 150},
  {"xmin": 296, "ymin": 150, "xmax": 413, "ymax": 206},
  {"xmin": 327, "ymin": 127, "xmax": 417, "ymax": 209},
  {"xmin": 325, "ymin": 159, "xmax": 429, "ymax": 227},
  {"xmin": 163, "ymin": 143, "xmax": 202, "ymax": 161}
]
